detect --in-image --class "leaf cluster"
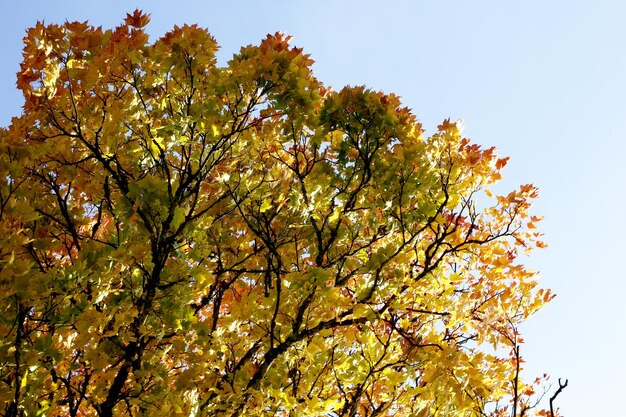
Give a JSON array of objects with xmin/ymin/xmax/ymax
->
[{"xmin": 0, "ymin": 10, "xmax": 557, "ymax": 417}]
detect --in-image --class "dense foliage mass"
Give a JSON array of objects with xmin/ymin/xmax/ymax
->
[{"xmin": 0, "ymin": 11, "xmax": 557, "ymax": 417}]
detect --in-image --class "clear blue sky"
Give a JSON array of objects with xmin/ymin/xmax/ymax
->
[{"xmin": 2, "ymin": 1, "xmax": 623, "ymax": 415}]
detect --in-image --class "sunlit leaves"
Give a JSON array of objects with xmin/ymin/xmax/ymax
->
[{"xmin": 0, "ymin": 11, "xmax": 555, "ymax": 417}]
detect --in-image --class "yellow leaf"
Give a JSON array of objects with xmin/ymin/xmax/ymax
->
[
  {"xmin": 260, "ymin": 198, "xmax": 272, "ymax": 213},
  {"xmin": 449, "ymin": 273, "xmax": 464, "ymax": 282},
  {"xmin": 20, "ymin": 369, "xmax": 28, "ymax": 390},
  {"xmin": 352, "ymin": 304, "xmax": 370, "ymax": 319}
]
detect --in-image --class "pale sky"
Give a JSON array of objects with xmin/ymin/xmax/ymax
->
[{"xmin": 2, "ymin": 1, "xmax": 624, "ymax": 415}]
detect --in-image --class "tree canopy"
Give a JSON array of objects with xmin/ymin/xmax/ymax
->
[{"xmin": 0, "ymin": 10, "xmax": 557, "ymax": 417}]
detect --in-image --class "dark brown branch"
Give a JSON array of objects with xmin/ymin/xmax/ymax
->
[{"xmin": 549, "ymin": 378, "xmax": 568, "ymax": 417}]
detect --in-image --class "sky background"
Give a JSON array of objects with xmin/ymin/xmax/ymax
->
[{"xmin": 1, "ymin": 1, "xmax": 623, "ymax": 415}]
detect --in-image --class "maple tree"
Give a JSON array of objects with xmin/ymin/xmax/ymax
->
[{"xmin": 0, "ymin": 11, "xmax": 563, "ymax": 417}]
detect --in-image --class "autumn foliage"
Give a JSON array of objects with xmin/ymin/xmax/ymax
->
[{"xmin": 1, "ymin": 10, "xmax": 558, "ymax": 417}]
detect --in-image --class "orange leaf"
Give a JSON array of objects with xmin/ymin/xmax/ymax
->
[
  {"xmin": 124, "ymin": 9, "xmax": 151, "ymax": 28},
  {"xmin": 496, "ymin": 157, "xmax": 509, "ymax": 169}
]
